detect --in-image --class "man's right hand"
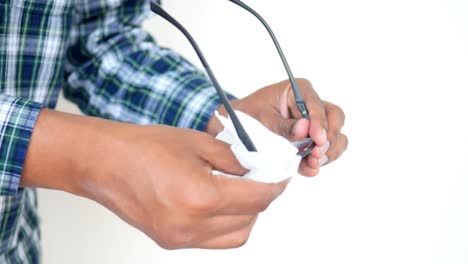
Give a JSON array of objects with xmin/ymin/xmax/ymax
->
[{"xmin": 21, "ymin": 109, "xmax": 288, "ymax": 249}]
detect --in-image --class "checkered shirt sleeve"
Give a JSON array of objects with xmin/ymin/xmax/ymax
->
[
  {"xmin": 0, "ymin": 94, "xmax": 42, "ymax": 195},
  {"xmin": 64, "ymin": 0, "xmax": 234, "ymax": 131}
]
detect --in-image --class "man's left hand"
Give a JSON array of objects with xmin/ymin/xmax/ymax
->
[{"xmin": 206, "ymin": 78, "xmax": 348, "ymax": 177}]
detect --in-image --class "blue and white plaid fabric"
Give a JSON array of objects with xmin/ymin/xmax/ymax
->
[{"xmin": 0, "ymin": 0, "xmax": 231, "ymax": 262}]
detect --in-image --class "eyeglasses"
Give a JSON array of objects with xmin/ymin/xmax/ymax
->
[{"xmin": 150, "ymin": 0, "xmax": 314, "ymax": 154}]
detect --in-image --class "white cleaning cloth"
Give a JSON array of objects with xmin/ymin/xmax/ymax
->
[{"xmin": 214, "ymin": 111, "xmax": 302, "ymax": 183}]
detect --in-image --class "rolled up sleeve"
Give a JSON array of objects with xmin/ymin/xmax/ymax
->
[
  {"xmin": 63, "ymin": 0, "xmax": 234, "ymax": 131},
  {"xmin": 0, "ymin": 94, "xmax": 42, "ymax": 195}
]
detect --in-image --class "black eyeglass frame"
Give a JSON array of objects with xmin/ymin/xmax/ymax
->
[{"xmin": 150, "ymin": 0, "xmax": 313, "ymax": 152}]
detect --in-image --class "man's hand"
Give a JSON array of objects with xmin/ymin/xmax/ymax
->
[
  {"xmin": 21, "ymin": 110, "xmax": 288, "ymax": 249},
  {"xmin": 206, "ymin": 78, "xmax": 348, "ymax": 176}
]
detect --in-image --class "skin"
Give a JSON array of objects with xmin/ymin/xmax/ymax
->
[
  {"xmin": 207, "ymin": 78, "xmax": 348, "ymax": 176},
  {"xmin": 20, "ymin": 78, "xmax": 347, "ymax": 250}
]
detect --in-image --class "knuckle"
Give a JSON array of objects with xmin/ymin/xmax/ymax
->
[
  {"xmin": 311, "ymin": 112, "xmax": 328, "ymax": 128},
  {"xmin": 307, "ymin": 170, "xmax": 320, "ymax": 177},
  {"xmin": 300, "ymin": 165, "xmax": 320, "ymax": 177},
  {"xmin": 329, "ymin": 134, "xmax": 348, "ymax": 162},
  {"xmin": 327, "ymin": 130, "xmax": 338, "ymax": 143},
  {"xmin": 171, "ymin": 232, "xmax": 193, "ymax": 249},
  {"xmin": 295, "ymin": 78, "xmax": 311, "ymax": 87},
  {"xmin": 157, "ymin": 234, "xmax": 190, "ymax": 250},
  {"xmin": 342, "ymin": 134, "xmax": 349, "ymax": 152},
  {"xmin": 157, "ymin": 224, "xmax": 194, "ymax": 250},
  {"xmin": 336, "ymin": 107, "xmax": 346, "ymax": 126},
  {"xmin": 328, "ymin": 122, "xmax": 344, "ymax": 138},
  {"xmin": 186, "ymin": 191, "xmax": 221, "ymax": 213},
  {"xmin": 230, "ymin": 232, "xmax": 251, "ymax": 248},
  {"xmin": 158, "ymin": 240, "xmax": 180, "ymax": 250},
  {"xmin": 231, "ymin": 238, "xmax": 248, "ymax": 248},
  {"xmin": 241, "ymin": 215, "xmax": 257, "ymax": 227},
  {"xmin": 337, "ymin": 105, "xmax": 346, "ymax": 120},
  {"xmin": 327, "ymin": 102, "xmax": 346, "ymax": 126},
  {"xmin": 320, "ymin": 118, "xmax": 329, "ymax": 129},
  {"xmin": 256, "ymin": 201, "xmax": 271, "ymax": 213},
  {"xmin": 152, "ymin": 220, "xmax": 194, "ymax": 250}
]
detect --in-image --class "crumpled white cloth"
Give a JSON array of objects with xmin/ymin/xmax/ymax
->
[{"xmin": 213, "ymin": 111, "xmax": 301, "ymax": 183}]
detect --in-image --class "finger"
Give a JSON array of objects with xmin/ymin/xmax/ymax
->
[
  {"xmin": 323, "ymin": 101, "xmax": 346, "ymax": 131},
  {"xmin": 286, "ymin": 79, "xmax": 328, "ymax": 145},
  {"xmin": 299, "ymin": 134, "xmax": 347, "ymax": 173},
  {"xmin": 262, "ymin": 110, "xmax": 310, "ymax": 141},
  {"xmin": 323, "ymin": 101, "xmax": 345, "ymax": 146},
  {"xmin": 212, "ymin": 175, "xmax": 289, "ymax": 215},
  {"xmin": 292, "ymin": 118, "xmax": 311, "ymax": 140},
  {"xmin": 308, "ymin": 119, "xmax": 327, "ymax": 147},
  {"xmin": 307, "ymin": 101, "xmax": 344, "ymax": 159},
  {"xmin": 306, "ymin": 154, "xmax": 321, "ymax": 170},
  {"xmin": 298, "ymin": 158, "xmax": 320, "ymax": 177},
  {"xmin": 202, "ymin": 137, "xmax": 249, "ymax": 176},
  {"xmin": 196, "ymin": 216, "xmax": 257, "ymax": 249},
  {"xmin": 277, "ymin": 118, "xmax": 309, "ymax": 141},
  {"xmin": 287, "ymin": 79, "xmax": 325, "ymax": 122},
  {"xmin": 323, "ymin": 133, "xmax": 348, "ymax": 166},
  {"xmin": 309, "ymin": 140, "xmax": 330, "ymax": 159},
  {"xmin": 287, "ymin": 79, "xmax": 328, "ymax": 144},
  {"xmin": 306, "ymin": 151, "xmax": 328, "ymax": 168}
]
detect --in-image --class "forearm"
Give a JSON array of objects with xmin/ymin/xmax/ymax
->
[{"xmin": 20, "ymin": 109, "xmax": 116, "ymax": 197}]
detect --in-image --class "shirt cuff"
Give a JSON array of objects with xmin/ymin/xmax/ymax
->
[{"xmin": 0, "ymin": 94, "xmax": 43, "ymax": 195}]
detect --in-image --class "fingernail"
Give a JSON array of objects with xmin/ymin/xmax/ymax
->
[
  {"xmin": 319, "ymin": 155, "xmax": 329, "ymax": 166},
  {"xmin": 320, "ymin": 129, "xmax": 327, "ymax": 142},
  {"xmin": 320, "ymin": 140, "xmax": 330, "ymax": 155}
]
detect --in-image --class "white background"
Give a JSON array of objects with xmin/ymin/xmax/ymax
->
[{"xmin": 39, "ymin": 0, "xmax": 468, "ymax": 263}]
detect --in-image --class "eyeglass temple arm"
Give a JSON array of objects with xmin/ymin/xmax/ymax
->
[
  {"xmin": 150, "ymin": 1, "xmax": 257, "ymax": 152},
  {"xmin": 228, "ymin": 0, "xmax": 309, "ymax": 119}
]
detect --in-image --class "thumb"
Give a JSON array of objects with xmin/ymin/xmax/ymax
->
[
  {"xmin": 203, "ymin": 138, "xmax": 249, "ymax": 176},
  {"xmin": 277, "ymin": 118, "xmax": 309, "ymax": 141}
]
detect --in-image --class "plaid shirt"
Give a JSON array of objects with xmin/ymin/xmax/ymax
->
[{"xmin": 0, "ymin": 0, "xmax": 229, "ymax": 262}]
